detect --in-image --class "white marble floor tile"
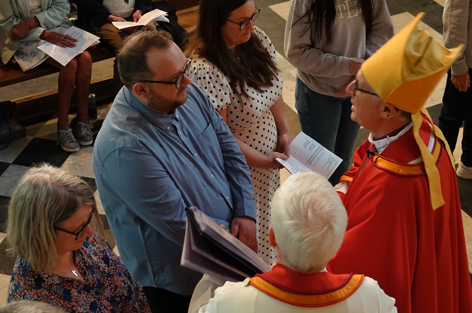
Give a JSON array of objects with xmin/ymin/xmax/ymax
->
[
  {"xmin": 268, "ymin": 1, "xmax": 290, "ymax": 21},
  {"xmin": 391, "ymin": 12, "xmax": 443, "ymax": 43},
  {"xmin": 452, "ymin": 128, "xmax": 463, "ymax": 163},
  {"xmin": 0, "ymin": 273, "xmax": 10, "ymax": 307},
  {"xmin": 113, "ymin": 245, "xmax": 121, "ymax": 258},
  {"xmin": 60, "ymin": 146, "xmax": 94, "ymax": 179},
  {"xmin": 433, "ymin": 0, "xmax": 445, "ymax": 7},
  {"xmin": 27, "ymin": 119, "xmax": 60, "ymax": 141},
  {"xmin": 0, "ymin": 165, "xmax": 30, "ymax": 198},
  {"xmin": 277, "ymin": 51, "xmax": 298, "ymax": 112},
  {"xmin": 0, "ymin": 137, "xmax": 31, "ymax": 164}
]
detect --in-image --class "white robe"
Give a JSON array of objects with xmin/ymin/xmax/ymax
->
[{"xmin": 190, "ymin": 267, "xmax": 397, "ymax": 313}]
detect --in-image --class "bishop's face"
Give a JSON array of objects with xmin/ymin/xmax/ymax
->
[{"xmin": 347, "ymin": 70, "xmax": 385, "ymax": 133}]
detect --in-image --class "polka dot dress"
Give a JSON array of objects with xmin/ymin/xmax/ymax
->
[{"xmin": 188, "ymin": 27, "xmax": 283, "ymax": 264}]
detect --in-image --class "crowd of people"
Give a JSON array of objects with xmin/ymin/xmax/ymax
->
[{"xmin": 1, "ymin": 0, "xmax": 472, "ymax": 312}]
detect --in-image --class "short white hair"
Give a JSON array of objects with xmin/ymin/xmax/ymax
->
[
  {"xmin": 0, "ymin": 301, "xmax": 64, "ymax": 313},
  {"xmin": 271, "ymin": 172, "xmax": 347, "ymax": 273}
]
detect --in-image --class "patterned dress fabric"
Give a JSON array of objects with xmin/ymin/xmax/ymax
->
[
  {"xmin": 7, "ymin": 238, "xmax": 151, "ymax": 312},
  {"xmin": 188, "ymin": 27, "xmax": 283, "ymax": 264}
]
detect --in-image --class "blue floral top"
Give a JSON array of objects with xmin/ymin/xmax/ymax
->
[{"xmin": 7, "ymin": 238, "xmax": 151, "ymax": 312}]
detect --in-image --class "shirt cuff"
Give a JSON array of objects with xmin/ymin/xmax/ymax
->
[{"xmin": 232, "ymin": 199, "xmax": 257, "ymax": 221}]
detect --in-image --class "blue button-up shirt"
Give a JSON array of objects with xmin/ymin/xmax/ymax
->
[{"xmin": 92, "ymin": 83, "xmax": 256, "ymax": 295}]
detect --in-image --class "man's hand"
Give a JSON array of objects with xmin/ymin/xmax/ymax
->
[
  {"xmin": 451, "ymin": 72, "xmax": 470, "ymax": 92},
  {"xmin": 40, "ymin": 31, "xmax": 77, "ymax": 48},
  {"xmin": 10, "ymin": 18, "xmax": 39, "ymax": 41},
  {"xmin": 133, "ymin": 10, "xmax": 144, "ymax": 23},
  {"xmin": 107, "ymin": 15, "xmax": 126, "ymax": 22},
  {"xmin": 231, "ymin": 216, "xmax": 257, "ymax": 252}
]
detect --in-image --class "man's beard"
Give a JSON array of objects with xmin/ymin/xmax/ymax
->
[{"xmin": 147, "ymin": 89, "xmax": 188, "ymax": 114}]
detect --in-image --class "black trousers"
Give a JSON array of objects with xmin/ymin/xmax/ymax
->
[
  {"xmin": 439, "ymin": 69, "xmax": 472, "ymax": 166},
  {"xmin": 143, "ymin": 286, "xmax": 192, "ymax": 313}
]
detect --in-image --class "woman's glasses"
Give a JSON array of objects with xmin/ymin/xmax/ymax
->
[
  {"xmin": 227, "ymin": 8, "xmax": 260, "ymax": 31},
  {"xmin": 55, "ymin": 209, "xmax": 94, "ymax": 240}
]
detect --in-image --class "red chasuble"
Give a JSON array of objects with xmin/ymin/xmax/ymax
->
[{"xmin": 328, "ymin": 114, "xmax": 472, "ymax": 313}]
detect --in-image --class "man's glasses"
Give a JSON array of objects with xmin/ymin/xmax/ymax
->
[
  {"xmin": 137, "ymin": 59, "xmax": 191, "ymax": 89},
  {"xmin": 354, "ymin": 80, "xmax": 379, "ymax": 97},
  {"xmin": 227, "ymin": 8, "xmax": 260, "ymax": 31},
  {"xmin": 55, "ymin": 209, "xmax": 94, "ymax": 240}
]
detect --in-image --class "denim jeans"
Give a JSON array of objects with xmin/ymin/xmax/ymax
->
[
  {"xmin": 439, "ymin": 69, "xmax": 472, "ymax": 167},
  {"xmin": 295, "ymin": 77, "xmax": 360, "ymax": 184}
]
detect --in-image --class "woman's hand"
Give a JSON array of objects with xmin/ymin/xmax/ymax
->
[
  {"xmin": 263, "ymin": 151, "xmax": 288, "ymax": 169},
  {"xmin": 451, "ymin": 72, "xmax": 470, "ymax": 92},
  {"xmin": 40, "ymin": 31, "xmax": 77, "ymax": 48},
  {"xmin": 107, "ymin": 15, "xmax": 126, "ymax": 22},
  {"xmin": 349, "ymin": 59, "xmax": 364, "ymax": 77},
  {"xmin": 10, "ymin": 18, "xmax": 39, "ymax": 41},
  {"xmin": 276, "ymin": 133, "xmax": 291, "ymax": 156},
  {"xmin": 133, "ymin": 10, "xmax": 144, "ymax": 23}
]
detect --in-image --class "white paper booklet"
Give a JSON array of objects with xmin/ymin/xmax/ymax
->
[
  {"xmin": 276, "ymin": 132, "xmax": 342, "ymax": 179},
  {"xmin": 112, "ymin": 9, "xmax": 169, "ymax": 29},
  {"xmin": 38, "ymin": 26, "xmax": 100, "ymax": 67}
]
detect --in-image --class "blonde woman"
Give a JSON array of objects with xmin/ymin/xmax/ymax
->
[{"xmin": 6, "ymin": 165, "xmax": 150, "ymax": 313}]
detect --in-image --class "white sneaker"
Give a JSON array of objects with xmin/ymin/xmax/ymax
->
[{"xmin": 456, "ymin": 162, "xmax": 472, "ymax": 179}]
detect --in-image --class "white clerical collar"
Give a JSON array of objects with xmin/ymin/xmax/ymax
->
[{"xmin": 368, "ymin": 122, "xmax": 413, "ymax": 154}]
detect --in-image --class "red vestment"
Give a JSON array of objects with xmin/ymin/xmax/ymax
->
[{"xmin": 328, "ymin": 114, "xmax": 472, "ymax": 313}]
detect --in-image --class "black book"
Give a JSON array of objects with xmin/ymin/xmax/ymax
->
[{"xmin": 181, "ymin": 206, "xmax": 271, "ymax": 282}]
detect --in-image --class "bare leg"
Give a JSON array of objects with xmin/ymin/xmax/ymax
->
[
  {"xmin": 74, "ymin": 51, "xmax": 92, "ymax": 121},
  {"xmin": 43, "ymin": 57, "xmax": 78, "ymax": 129}
]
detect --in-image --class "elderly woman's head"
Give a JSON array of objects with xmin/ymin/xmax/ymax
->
[
  {"xmin": 7, "ymin": 164, "xmax": 104, "ymax": 272},
  {"xmin": 270, "ymin": 172, "xmax": 347, "ymax": 273}
]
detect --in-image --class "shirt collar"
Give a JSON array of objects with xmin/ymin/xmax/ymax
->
[
  {"xmin": 122, "ymin": 88, "xmax": 181, "ymax": 130},
  {"xmin": 368, "ymin": 122, "xmax": 413, "ymax": 154}
]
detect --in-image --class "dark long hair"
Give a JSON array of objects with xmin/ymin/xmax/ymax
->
[
  {"xmin": 185, "ymin": 0, "xmax": 279, "ymax": 99},
  {"xmin": 297, "ymin": 0, "xmax": 373, "ymax": 46}
]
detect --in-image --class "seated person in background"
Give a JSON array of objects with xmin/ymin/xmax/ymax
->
[
  {"xmin": 92, "ymin": 31, "xmax": 257, "ymax": 313},
  {"xmin": 0, "ymin": 0, "xmax": 93, "ymax": 153},
  {"xmin": 328, "ymin": 14, "xmax": 472, "ymax": 313},
  {"xmin": 6, "ymin": 164, "xmax": 151, "ymax": 313},
  {"xmin": 75, "ymin": 0, "xmax": 154, "ymax": 54},
  {"xmin": 0, "ymin": 301, "xmax": 64, "ymax": 313},
  {"xmin": 189, "ymin": 172, "xmax": 397, "ymax": 313}
]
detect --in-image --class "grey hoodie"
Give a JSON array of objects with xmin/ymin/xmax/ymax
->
[
  {"xmin": 284, "ymin": 0, "xmax": 393, "ymax": 97},
  {"xmin": 443, "ymin": 0, "xmax": 472, "ymax": 75}
]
